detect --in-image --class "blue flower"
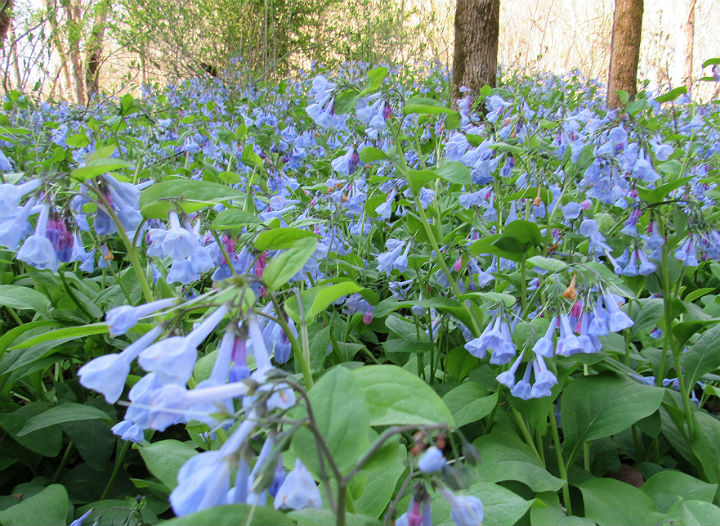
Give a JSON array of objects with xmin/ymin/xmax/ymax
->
[
  {"xmin": 273, "ymin": 459, "xmax": 322, "ymax": 510},
  {"xmin": 17, "ymin": 204, "xmax": 59, "ymax": 271},
  {"xmin": 418, "ymin": 446, "xmax": 446, "ymax": 473},
  {"xmin": 106, "ymin": 298, "xmax": 175, "ymax": 336}
]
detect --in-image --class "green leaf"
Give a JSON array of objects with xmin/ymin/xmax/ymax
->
[
  {"xmin": 240, "ymin": 145, "xmax": 263, "ymax": 168},
  {"xmin": 492, "ymin": 220, "xmax": 544, "ymax": 254},
  {"xmin": 71, "ymin": 157, "xmax": 131, "ymax": 182},
  {"xmin": 0, "ymin": 402, "xmax": 63, "ymax": 457},
  {"xmin": 682, "ymin": 324, "xmax": 720, "ymax": 389},
  {"xmin": 18, "ymin": 403, "xmax": 111, "ymax": 436},
  {"xmin": 284, "ymin": 281, "xmax": 363, "ymax": 323},
  {"xmin": 254, "ymin": 228, "xmax": 319, "ymax": 251},
  {"xmin": 561, "ymin": 374, "xmax": 664, "ymax": 463},
  {"xmin": 353, "ymin": 440, "xmax": 406, "ymax": 518},
  {"xmin": 579, "ymin": 477, "xmax": 663, "ymax": 525},
  {"xmin": 288, "ymin": 509, "xmax": 380, "ymax": 526},
  {"xmin": 334, "ymin": 89, "xmax": 360, "ymax": 115},
  {"xmin": 405, "ymin": 168, "xmax": 436, "ymax": 195},
  {"xmin": 403, "ymin": 96, "xmax": 456, "ymax": 116},
  {"xmin": 210, "ymin": 208, "xmax": 261, "ymax": 229},
  {"xmin": 160, "ymin": 504, "xmax": 293, "ymax": 525},
  {"xmin": 10, "ymin": 323, "xmax": 108, "ymax": 350},
  {"xmin": 353, "ymin": 365, "xmax": 454, "ymax": 426},
  {"xmin": 667, "ymin": 500, "xmax": 720, "ymax": 526},
  {"xmin": 436, "ymin": 161, "xmax": 471, "ymax": 185},
  {"xmin": 527, "ymin": 255, "xmax": 568, "ymax": 273},
  {"xmin": 139, "ymin": 440, "xmax": 198, "ymax": 490},
  {"xmin": 0, "ymin": 285, "xmax": 50, "ymax": 311},
  {"xmin": 642, "ymin": 470, "xmax": 716, "ymax": 512},
  {"xmin": 292, "ymin": 366, "xmax": 370, "ymax": 476},
  {"xmin": 474, "ymin": 428, "xmax": 564, "ymax": 492},
  {"xmin": 365, "ymin": 66, "xmax": 388, "ymax": 92},
  {"xmin": 691, "ymin": 410, "xmax": 720, "ymax": 485},
  {"xmin": 616, "ymin": 90, "xmax": 630, "ymax": 105},
  {"xmin": 140, "ymin": 179, "xmax": 245, "ymax": 218},
  {"xmin": 460, "ymin": 291, "xmax": 516, "ymax": 309},
  {"xmin": 637, "ymin": 175, "xmax": 693, "ymax": 204},
  {"xmin": 702, "ymin": 58, "xmax": 720, "ymax": 68},
  {"xmin": 530, "ymin": 495, "xmax": 595, "ymax": 526},
  {"xmin": 427, "ymin": 481, "xmax": 530, "ymax": 526},
  {"xmin": 0, "ymin": 484, "xmax": 69, "ymax": 526},
  {"xmin": 488, "ymin": 142, "xmax": 525, "ymax": 156},
  {"xmin": 87, "ymin": 145, "xmax": 117, "ymax": 162},
  {"xmin": 674, "ymin": 320, "xmax": 720, "ymax": 348},
  {"xmin": 66, "ymin": 132, "xmax": 90, "ymax": 148},
  {"xmin": 263, "ymin": 237, "xmax": 318, "ymax": 292},
  {"xmin": 359, "ymin": 147, "xmax": 387, "ymax": 163},
  {"xmin": 655, "ymin": 86, "xmax": 688, "ymax": 103},
  {"xmin": 443, "ymin": 383, "xmax": 496, "ymax": 427}
]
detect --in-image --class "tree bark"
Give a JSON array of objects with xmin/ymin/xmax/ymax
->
[
  {"xmin": 607, "ymin": 0, "xmax": 643, "ymax": 108},
  {"xmin": 85, "ymin": 0, "xmax": 110, "ymax": 100},
  {"xmin": 684, "ymin": 0, "xmax": 695, "ymax": 89},
  {"xmin": 65, "ymin": 0, "xmax": 86, "ymax": 105},
  {"xmin": 452, "ymin": 0, "xmax": 500, "ymax": 101},
  {"xmin": 0, "ymin": 0, "xmax": 14, "ymax": 48}
]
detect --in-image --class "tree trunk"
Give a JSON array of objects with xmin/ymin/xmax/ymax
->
[
  {"xmin": 85, "ymin": 0, "xmax": 110, "ymax": 100},
  {"xmin": 0, "ymin": 0, "xmax": 14, "ymax": 48},
  {"xmin": 452, "ymin": 0, "xmax": 500, "ymax": 101},
  {"xmin": 607, "ymin": 0, "xmax": 643, "ymax": 108},
  {"xmin": 684, "ymin": 0, "xmax": 695, "ymax": 89},
  {"xmin": 65, "ymin": 0, "xmax": 86, "ymax": 105}
]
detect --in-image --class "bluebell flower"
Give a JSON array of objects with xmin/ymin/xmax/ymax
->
[
  {"xmin": 496, "ymin": 352, "xmax": 524, "ymax": 388},
  {"xmin": 561, "ymin": 202, "xmax": 582, "ymax": 221},
  {"xmin": 106, "ymin": 298, "xmax": 175, "ymax": 336},
  {"xmin": 530, "ymin": 355, "xmax": 557, "ymax": 398},
  {"xmin": 532, "ymin": 319, "xmax": 556, "ymax": 357},
  {"xmin": 418, "ymin": 446, "xmax": 446, "ymax": 473},
  {"xmin": 167, "ymin": 258, "xmax": 199, "ymax": 284},
  {"xmin": 0, "ymin": 149, "xmax": 12, "ymax": 171},
  {"xmin": 675, "ymin": 236, "xmax": 699, "ymax": 266},
  {"xmin": 273, "ymin": 459, "xmax": 322, "ymax": 510},
  {"xmin": 555, "ymin": 314, "xmax": 584, "ymax": 356},
  {"xmin": 69, "ymin": 509, "xmax": 93, "ymax": 526},
  {"xmin": 0, "ymin": 179, "xmax": 41, "ymax": 218},
  {"xmin": 0, "ymin": 199, "xmax": 36, "ymax": 250},
  {"xmin": 603, "ymin": 295, "xmax": 634, "ymax": 332},
  {"xmin": 79, "ymin": 326, "xmax": 163, "ymax": 403},
  {"xmin": 438, "ymin": 487, "xmax": 483, "ymax": 526},
  {"xmin": 510, "ymin": 363, "xmax": 532, "ymax": 399},
  {"xmin": 163, "ymin": 211, "xmax": 197, "ymax": 260},
  {"xmin": 17, "ymin": 204, "xmax": 59, "ymax": 271}
]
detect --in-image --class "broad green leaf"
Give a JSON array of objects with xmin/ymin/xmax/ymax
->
[
  {"xmin": 461, "ymin": 291, "xmax": 516, "ymax": 309},
  {"xmin": 403, "ymin": 96, "xmax": 456, "ymax": 116},
  {"xmin": 254, "ymin": 227, "xmax": 319, "ymax": 251},
  {"xmin": 642, "ymin": 470, "xmax": 716, "ymax": 512},
  {"xmin": 682, "ymin": 324, "xmax": 720, "ymax": 389},
  {"xmin": 436, "ymin": 161, "xmax": 471, "ymax": 185},
  {"xmin": 139, "ymin": 179, "xmax": 245, "ymax": 218},
  {"xmin": 18, "ymin": 403, "xmax": 112, "ymax": 436},
  {"xmin": 240, "ymin": 145, "xmax": 263, "ymax": 168},
  {"xmin": 616, "ymin": 90, "xmax": 630, "ymax": 105},
  {"xmin": 637, "ymin": 175, "xmax": 693, "ymax": 204},
  {"xmin": 66, "ymin": 132, "xmax": 90, "ymax": 148},
  {"xmin": 353, "ymin": 440, "xmax": 406, "ymax": 518},
  {"xmin": 692, "ymin": 410, "xmax": 720, "ymax": 485},
  {"xmin": 365, "ymin": 66, "xmax": 388, "ymax": 92},
  {"xmin": 0, "ymin": 285, "xmax": 50, "ymax": 311},
  {"xmin": 0, "ymin": 402, "xmax": 63, "ymax": 457},
  {"xmin": 0, "ymin": 484, "xmax": 69, "ymax": 526},
  {"xmin": 211, "ymin": 208, "xmax": 261, "ymax": 228},
  {"xmin": 527, "ymin": 255, "xmax": 568, "ymax": 273},
  {"xmin": 139, "ymin": 440, "xmax": 198, "ymax": 490},
  {"xmin": 87, "ymin": 145, "xmax": 117, "ymax": 162},
  {"xmin": 561, "ymin": 374, "xmax": 664, "ymax": 463},
  {"xmin": 263, "ymin": 237, "xmax": 318, "ymax": 291},
  {"xmin": 284, "ymin": 281, "xmax": 363, "ymax": 323},
  {"xmin": 674, "ymin": 320, "xmax": 720, "ymax": 348},
  {"xmin": 353, "ymin": 365, "xmax": 454, "ymax": 426},
  {"xmin": 629, "ymin": 298, "xmax": 664, "ymax": 339},
  {"xmin": 530, "ymin": 495, "xmax": 595, "ymax": 526},
  {"xmin": 667, "ymin": 500, "xmax": 720, "ymax": 526},
  {"xmin": 489, "ymin": 142, "xmax": 525, "ymax": 156},
  {"xmin": 406, "ymin": 168, "xmax": 436, "ymax": 195},
  {"xmin": 334, "ymin": 89, "xmax": 360, "ymax": 114},
  {"xmin": 160, "ymin": 504, "xmax": 293, "ymax": 525},
  {"xmin": 492, "ymin": 220, "xmax": 543, "ymax": 254},
  {"xmin": 292, "ymin": 366, "xmax": 370, "ymax": 476},
  {"xmin": 702, "ymin": 57, "xmax": 720, "ymax": 68},
  {"xmin": 71, "ymin": 157, "xmax": 131, "ymax": 181},
  {"xmin": 579, "ymin": 477, "xmax": 663, "ymax": 525},
  {"xmin": 10, "ymin": 323, "xmax": 108, "ymax": 350},
  {"xmin": 655, "ymin": 86, "xmax": 687, "ymax": 103},
  {"xmin": 359, "ymin": 146, "xmax": 387, "ymax": 163},
  {"xmin": 474, "ymin": 428, "xmax": 564, "ymax": 492},
  {"xmin": 426, "ymin": 481, "xmax": 530, "ymax": 526},
  {"xmin": 288, "ymin": 509, "xmax": 380, "ymax": 526},
  {"xmin": 443, "ymin": 384, "xmax": 496, "ymax": 427}
]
